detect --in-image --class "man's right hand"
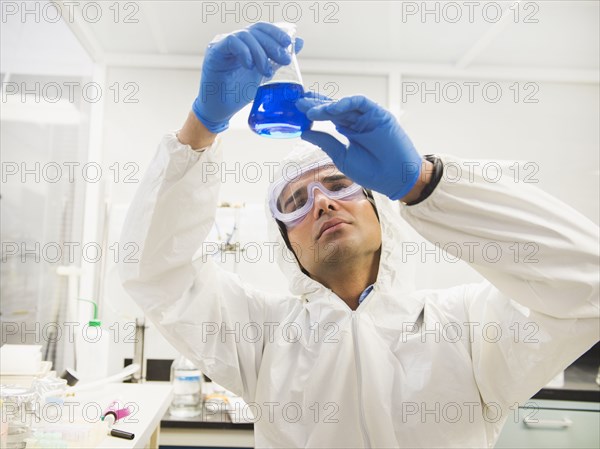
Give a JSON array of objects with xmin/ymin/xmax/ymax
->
[{"xmin": 192, "ymin": 22, "xmax": 303, "ymax": 134}]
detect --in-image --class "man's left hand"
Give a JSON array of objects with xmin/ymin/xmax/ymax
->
[{"xmin": 297, "ymin": 93, "xmax": 423, "ymax": 200}]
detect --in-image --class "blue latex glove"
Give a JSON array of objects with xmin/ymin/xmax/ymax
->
[
  {"xmin": 193, "ymin": 23, "xmax": 304, "ymax": 133},
  {"xmin": 296, "ymin": 93, "xmax": 423, "ymax": 200}
]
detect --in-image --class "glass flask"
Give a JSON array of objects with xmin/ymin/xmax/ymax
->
[{"xmin": 248, "ymin": 23, "xmax": 311, "ymax": 139}]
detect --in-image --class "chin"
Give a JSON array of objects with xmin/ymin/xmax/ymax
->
[{"xmin": 316, "ymin": 234, "xmax": 363, "ymax": 265}]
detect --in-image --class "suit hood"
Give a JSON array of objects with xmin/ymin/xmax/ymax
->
[{"xmin": 265, "ymin": 142, "xmax": 417, "ymax": 299}]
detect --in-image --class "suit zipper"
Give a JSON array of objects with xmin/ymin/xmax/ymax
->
[{"xmin": 352, "ymin": 311, "xmax": 371, "ymax": 448}]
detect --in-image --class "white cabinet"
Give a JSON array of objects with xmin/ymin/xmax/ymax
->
[{"xmin": 495, "ymin": 400, "xmax": 600, "ymax": 448}]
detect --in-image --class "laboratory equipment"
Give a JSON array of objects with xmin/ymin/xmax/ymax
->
[
  {"xmin": 26, "ymin": 421, "xmax": 106, "ymax": 448},
  {"xmin": 101, "ymin": 400, "xmax": 132, "ymax": 426},
  {"xmin": 248, "ymin": 23, "xmax": 311, "ymax": 138},
  {"xmin": 110, "ymin": 428, "xmax": 135, "ymax": 440},
  {"xmin": 192, "ymin": 22, "xmax": 296, "ymax": 134},
  {"xmin": 101, "ymin": 401, "xmax": 135, "ymax": 442},
  {"xmin": 59, "ymin": 368, "xmax": 78, "ymax": 387},
  {"xmin": 67, "ymin": 363, "xmax": 140, "ymax": 393},
  {"xmin": 76, "ymin": 299, "xmax": 110, "ymax": 382},
  {"xmin": 131, "ymin": 317, "xmax": 146, "ymax": 383},
  {"xmin": 0, "ymin": 385, "xmax": 38, "ymax": 449},
  {"xmin": 31, "ymin": 376, "xmax": 67, "ymax": 420},
  {"xmin": 169, "ymin": 356, "xmax": 202, "ymax": 417}
]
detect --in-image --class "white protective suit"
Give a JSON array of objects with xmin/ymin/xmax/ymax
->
[{"xmin": 119, "ymin": 132, "xmax": 599, "ymax": 448}]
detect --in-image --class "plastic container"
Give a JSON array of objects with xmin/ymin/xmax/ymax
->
[
  {"xmin": 248, "ymin": 22, "xmax": 311, "ymax": 139},
  {"xmin": 26, "ymin": 421, "xmax": 107, "ymax": 448},
  {"xmin": 32, "ymin": 376, "xmax": 67, "ymax": 401},
  {"xmin": 75, "ymin": 299, "xmax": 110, "ymax": 381},
  {"xmin": 169, "ymin": 356, "xmax": 202, "ymax": 418}
]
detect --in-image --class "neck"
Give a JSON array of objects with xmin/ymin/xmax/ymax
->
[{"xmin": 311, "ymin": 248, "xmax": 381, "ymax": 310}]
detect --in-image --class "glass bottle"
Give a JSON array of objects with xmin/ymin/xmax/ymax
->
[{"xmin": 169, "ymin": 355, "xmax": 202, "ymax": 418}]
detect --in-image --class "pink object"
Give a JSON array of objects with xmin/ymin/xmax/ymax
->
[{"xmin": 102, "ymin": 400, "xmax": 132, "ymax": 423}]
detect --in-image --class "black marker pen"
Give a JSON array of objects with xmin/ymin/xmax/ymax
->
[{"xmin": 110, "ymin": 428, "xmax": 135, "ymax": 440}]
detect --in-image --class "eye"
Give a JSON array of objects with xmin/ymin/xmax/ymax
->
[
  {"xmin": 329, "ymin": 183, "xmax": 347, "ymax": 191},
  {"xmin": 324, "ymin": 177, "xmax": 353, "ymax": 191},
  {"xmin": 283, "ymin": 192, "xmax": 307, "ymax": 213}
]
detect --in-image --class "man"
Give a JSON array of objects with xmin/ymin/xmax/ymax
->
[{"xmin": 119, "ymin": 23, "xmax": 599, "ymax": 448}]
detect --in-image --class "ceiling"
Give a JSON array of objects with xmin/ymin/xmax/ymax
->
[
  {"xmin": 75, "ymin": 1, "xmax": 599, "ymax": 69},
  {"xmin": 1, "ymin": 1, "xmax": 598, "ymax": 79}
]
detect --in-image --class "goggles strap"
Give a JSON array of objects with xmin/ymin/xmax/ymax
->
[
  {"xmin": 276, "ymin": 219, "xmax": 311, "ymax": 277},
  {"xmin": 363, "ymin": 188, "xmax": 380, "ymax": 222}
]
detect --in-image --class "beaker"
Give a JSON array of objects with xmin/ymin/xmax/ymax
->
[{"xmin": 248, "ymin": 23, "xmax": 311, "ymax": 139}]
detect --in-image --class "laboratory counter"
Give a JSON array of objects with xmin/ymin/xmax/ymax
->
[
  {"xmin": 158, "ymin": 362, "xmax": 598, "ymax": 448},
  {"xmin": 161, "ymin": 362, "xmax": 599, "ymax": 431},
  {"xmin": 532, "ymin": 361, "xmax": 599, "ymax": 403},
  {"xmin": 159, "ymin": 384, "xmax": 254, "ymax": 448},
  {"xmin": 160, "ymin": 401, "xmax": 254, "ymax": 448},
  {"xmin": 161, "ymin": 405, "xmax": 253, "ymax": 430}
]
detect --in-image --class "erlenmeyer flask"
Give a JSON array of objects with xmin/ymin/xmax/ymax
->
[{"xmin": 248, "ymin": 23, "xmax": 311, "ymax": 139}]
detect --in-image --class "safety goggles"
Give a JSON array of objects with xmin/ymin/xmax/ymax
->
[{"xmin": 268, "ymin": 158, "xmax": 366, "ymax": 228}]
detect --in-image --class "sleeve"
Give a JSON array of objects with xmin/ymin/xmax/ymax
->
[
  {"xmin": 400, "ymin": 154, "xmax": 599, "ymax": 409},
  {"xmin": 118, "ymin": 132, "xmax": 277, "ymax": 402}
]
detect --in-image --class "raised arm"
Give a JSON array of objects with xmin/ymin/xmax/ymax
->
[
  {"xmin": 118, "ymin": 23, "xmax": 299, "ymax": 401},
  {"xmin": 399, "ymin": 156, "xmax": 599, "ymax": 408},
  {"xmin": 298, "ymin": 93, "xmax": 599, "ymax": 410},
  {"xmin": 177, "ymin": 111, "xmax": 216, "ymax": 150}
]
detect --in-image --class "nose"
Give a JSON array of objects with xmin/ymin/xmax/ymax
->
[{"xmin": 312, "ymin": 188, "xmax": 339, "ymax": 219}]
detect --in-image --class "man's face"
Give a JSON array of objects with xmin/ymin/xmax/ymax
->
[{"xmin": 278, "ymin": 166, "xmax": 382, "ymax": 274}]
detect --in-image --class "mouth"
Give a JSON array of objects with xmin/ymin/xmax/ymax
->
[{"xmin": 317, "ymin": 218, "xmax": 349, "ymax": 240}]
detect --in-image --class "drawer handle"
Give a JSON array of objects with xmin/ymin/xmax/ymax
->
[{"xmin": 523, "ymin": 417, "xmax": 573, "ymax": 429}]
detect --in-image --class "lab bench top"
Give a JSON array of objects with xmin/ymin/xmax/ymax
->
[
  {"xmin": 161, "ymin": 363, "xmax": 599, "ymax": 431},
  {"xmin": 161, "ymin": 404, "xmax": 253, "ymax": 430},
  {"xmin": 532, "ymin": 362, "xmax": 600, "ymax": 403},
  {"xmin": 59, "ymin": 382, "xmax": 173, "ymax": 448},
  {"xmin": 94, "ymin": 383, "xmax": 173, "ymax": 448},
  {"xmin": 161, "ymin": 380, "xmax": 253, "ymax": 431}
]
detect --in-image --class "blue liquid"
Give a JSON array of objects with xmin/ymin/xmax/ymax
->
[{"xmin": 248, "ymin": 82, "xmax": 311, "ymax": 139}]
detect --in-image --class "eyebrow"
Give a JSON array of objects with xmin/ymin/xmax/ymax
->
[
  {"xmin": 279, "ymin": 173, "xmax": 349, "ymax": 211},
  {"xmin": 322, "ymin": 174, "xmax": 347, "ymax": 183}
]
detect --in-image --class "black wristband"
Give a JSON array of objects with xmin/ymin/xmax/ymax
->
[{"xmin": 405, "ymin": 155, "xmax": 443, "ymax": 206}]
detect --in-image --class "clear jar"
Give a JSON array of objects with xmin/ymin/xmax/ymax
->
[
  {"xmin": 169, "ymin": 356, "xmax": 202, "ymax": 418},
  {"xmin": 0, "ymin": 385, "xmax": 38, "ymax": 449}
]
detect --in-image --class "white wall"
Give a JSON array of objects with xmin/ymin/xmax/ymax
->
[
  {"xmin": 100, "ymin": 65, "xmax": 599, "ymax": 369},
  {"xmin": 400, "ymin": 77, "xmax": 599, "ymax": 288}
]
